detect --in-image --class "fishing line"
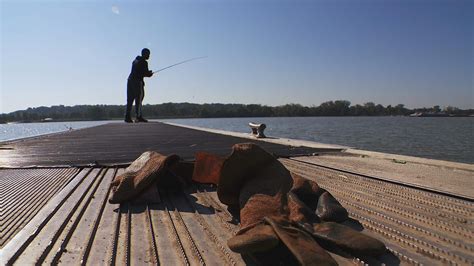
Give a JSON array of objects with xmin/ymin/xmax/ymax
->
[{"xmin": 153, "ymin": 56, "xmax": 207, "ymax": 74}]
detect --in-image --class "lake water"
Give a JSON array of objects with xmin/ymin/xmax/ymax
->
[
  {"xmin": 0, "ymin": 121, "xmax": 117, "ymax": 142},
  {"xmin": 162, "ymin": 117, "xmax": 474, "ymax": 164},
  {"xmin": 1, "ymin": 117, "xmax": 472, "ymax": 164}
]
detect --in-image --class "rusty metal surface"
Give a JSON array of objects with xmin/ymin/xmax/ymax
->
[
  {"xmin": 0, "ymin": 167, "xmax": 365, "ymax": 265},
  {"xmin": 282, "ymin": 158, "xmax": 474, "ymax": 265},
  {"xmin": 2, "ymin": 162, "xmax": 473, "ymax": 265},
  {"xmin": 1, "ymin": 168, "xmax": 250, "ymax": 265},
  {"xmin": 0, "ymin": 122, "xmax": 331, "ymax": 168},
  {"xmin": 0, "ymin": 168, "xmax": 79, "ymax": 248}
]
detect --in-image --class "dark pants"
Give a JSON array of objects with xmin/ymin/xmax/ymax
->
[{"xmin": 125, "ymin": 79, "xmax": 144, "ymax": 119}]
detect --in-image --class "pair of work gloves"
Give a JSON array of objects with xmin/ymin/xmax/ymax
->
[
  {"xmin": 109, "ymin": 143, "xmax": 386, "ymax": 265},
  {"xmin": 193, "ymin": 143, "xmax": 386, "ymax": 265}
]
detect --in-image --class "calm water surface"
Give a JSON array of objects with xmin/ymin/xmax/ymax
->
[
  {"xmin": 1, "ymin": 117, "xmax": 472, "ymax": 164},
  {"xmin": 162, "ymin": 117, "xmax": 474, "ymax": 164},
  {"xmin": 0, "ymin": 121, "xmax": 116, "ymax": 142}
]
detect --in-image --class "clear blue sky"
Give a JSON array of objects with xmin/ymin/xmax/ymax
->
[{"xmin": 1, "ymin": 0, "xmax": 472, "ymax": 113}]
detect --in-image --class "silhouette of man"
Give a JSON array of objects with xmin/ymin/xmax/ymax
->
[{"xmin": 125, "ymin": 48, "xmax": 153, "ymax": 123}]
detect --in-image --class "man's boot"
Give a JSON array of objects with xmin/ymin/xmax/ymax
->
[
  {"xmin": 124, "ymin": 110, "xmax": 133, "ymax": 123},
  {"xmin": 136, "ymin": 116, "xmax": 148, "ymax": 123}
]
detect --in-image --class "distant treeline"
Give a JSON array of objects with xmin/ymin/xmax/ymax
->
[{"xmin": 1, "ymin": 101, "xmax": 473, "ymax": 123}]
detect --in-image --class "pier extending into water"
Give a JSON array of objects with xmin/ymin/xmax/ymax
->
[{"xmin": 1, "ymin": 122, "xmax": 473, "ymax": 265}]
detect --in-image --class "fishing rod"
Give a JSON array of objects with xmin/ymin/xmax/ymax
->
[{"xmin": 153, "ymin": 56, "xmax": 207, "ymax": 74}]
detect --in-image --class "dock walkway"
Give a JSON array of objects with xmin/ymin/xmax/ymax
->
[
  {"xmin": 1, "ymin": 122, "xmax": 473, "ymax": 265},
  {"xmin": 0, "ymin": 122, "xmax": 324, "ymax": 168}
]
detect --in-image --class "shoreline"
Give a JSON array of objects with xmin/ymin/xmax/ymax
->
[{"xmin": 2, "ymin": 114, "xmax": 473, "ymax": 124}]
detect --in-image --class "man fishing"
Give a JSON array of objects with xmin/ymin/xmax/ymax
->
[{"xmin": 125, "ymin": 48, "xmax": 153, "ymax": 123}]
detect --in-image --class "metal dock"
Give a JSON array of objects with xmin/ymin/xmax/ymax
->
[{"xmin": 1, "ymin": 122, "xmax": 473, "ymax": 265}]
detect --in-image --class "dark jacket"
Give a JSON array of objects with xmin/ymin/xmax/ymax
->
[{"xmin": 128, "ymin": 56, "xmax": 153, "ymax": 82}]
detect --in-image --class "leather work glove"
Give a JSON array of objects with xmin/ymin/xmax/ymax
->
[
  {"xmin": 288, "ymin": 175, "xmax": 385, "ymax": 257},
  {"xmin": 109, "ymin": 151, "xmax": 183, "ymax": 204},
  {"xmin": 289, "ymin": 174, "xmax": 349, "ymax": 223},
  {"xmin": 193, "ymin": 143, "xmax": 387, "ymax": 265}
]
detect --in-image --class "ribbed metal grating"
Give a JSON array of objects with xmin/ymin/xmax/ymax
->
[
  {"xmin": 1, "ymin": 167, "xmax": 251, "ymax": 265},
  {"xmin": 2, "ymin": 164, "xmax": 473, "ymax": 265},
  {"xmin": 282, "ymin": 158, "xmax": 474, "ymax": 265},
  {"xmin": 0, "ymin": 168, "xmax": 80, "ymax": 248}
]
